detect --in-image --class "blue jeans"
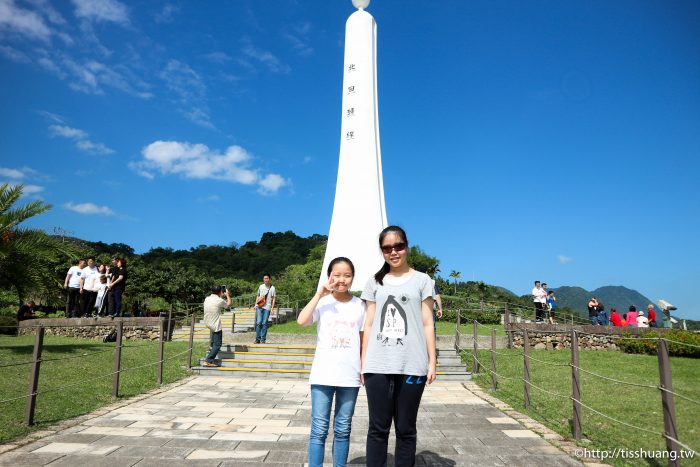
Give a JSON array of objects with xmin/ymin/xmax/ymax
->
[
  {"xmin": 255, "ymin": 307, "xmax": 270, "ymax": 342},
  {"xmin": 309, "ymin": 385, "xmax": 359, "ymax": 467},
  {"xmin": 205, "ymin": 330, "xmax": 222, "ymax": 363},
  {"xmin": 597, "ymin": 311, "xmax": 608, "ymax": 325}
]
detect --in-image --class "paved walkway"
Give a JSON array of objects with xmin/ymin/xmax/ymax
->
[{"xmin": 0, "ymin": 377, "xmax": 582, "ymax": 466}]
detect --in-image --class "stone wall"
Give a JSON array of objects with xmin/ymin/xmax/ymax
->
[
  {"xmin": 511, "ymin": 332, "xmax": 620, "ymax": 351},
  {"xmin": 507, "ymin": 323, "xmax": 675, "ymax": 351},
  {"xmin": 18, "ymin": 317, "xmax": 170, "ymax": 341}
]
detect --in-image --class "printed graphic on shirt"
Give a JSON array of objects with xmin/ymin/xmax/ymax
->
[
  {"xmin": 378, "ymin": 295, "xmax": 408, "ymax": 346},
  {"xmin": 329, "ymin": 318, "xmax": 357, "ymax": 349}
]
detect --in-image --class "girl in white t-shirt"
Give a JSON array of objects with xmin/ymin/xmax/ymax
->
[{"xmin": 297, "ymin": 257, "xmax": 366, "ymax": 467}]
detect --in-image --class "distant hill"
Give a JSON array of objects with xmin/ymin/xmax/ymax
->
[{"xmin": 553, "ymin": 285, "xmax": 659, "ymax": 316}]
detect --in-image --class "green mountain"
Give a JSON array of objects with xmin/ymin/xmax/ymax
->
[{"xmin": 553, "ymin": 285, "xmax": 659, "ymax": 315}]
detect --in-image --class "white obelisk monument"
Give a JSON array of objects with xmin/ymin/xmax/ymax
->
[{"xmin": 320, "ymin": 0, "xmax": 388, "ymax": 291}]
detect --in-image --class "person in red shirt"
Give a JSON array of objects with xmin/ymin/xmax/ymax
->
[
  {"xmin": 647, "ymin": 304, "xmax": 658, "ymax": 328},
  {"xmin": 609, "ymin": 308, "xmax": 623, "ymax": 326}
]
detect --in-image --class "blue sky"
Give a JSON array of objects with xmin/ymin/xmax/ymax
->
[{"xmin": 1, "ymin": 0, "xmax": 699, "ymax": 319}]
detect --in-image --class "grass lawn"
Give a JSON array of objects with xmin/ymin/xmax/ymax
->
[
  {"xmin": 0, "ymin": 335, "xmax": 208, "ymax": 444},
  {"xmin": 465, "ymin": 348, "xmax": 699, "ymax": 466},
  {"xmin": 268, "ymin": 319, "xmax": 506, "ymax": 337}
]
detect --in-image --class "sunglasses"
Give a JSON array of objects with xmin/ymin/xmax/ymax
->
[{"xmin": 380, "ymin": 242, "xmax": 407, "ymax": 254}]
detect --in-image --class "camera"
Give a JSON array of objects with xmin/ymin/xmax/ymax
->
[{"xmin": 220, "ymin": 285, "xmax": 227, "ymax": 291}]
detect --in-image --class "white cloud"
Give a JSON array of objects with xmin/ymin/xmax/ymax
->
[
  {"xmin": 0, "ymin": 0, "xmax": 52, "ymax": 42},
  {"xmin": 63, "ymin": 201, "xmax": 114, "ymax": 215},
  {"xmin": 258, "ymin": 174, "xmax": 288, "ymax": 195},
  {"xmin": 155, "ymin": 3, "xmax": 179, "ymax": 23},
  {"xmin": 49, "ymin": 124, "xmax": 114, "ymax": 155},
  {"xmin": 0, "ymin": 44, "xmax": 30, "ymax": 63},
  {"xmin": 242, "ymin": 42, "xmax": 290, "ymax": 74},
  {"xmin": 160, "ymin": 60, "xmax": 213, "ymax": 128},
  {"xmin": 557, "ymin": 255, "xmax": 573, "ymax": 264},
  {"xmin": 22, "ymin": 184, "xmax": 44, "ymax": 194},
  {"xmin": 0, "ymin": 165, "xmax": 47, "ymax": 181},
  {"xmin": 25, "ymin": 0, "xmax": 66, "ymax": 25},
  {"xmin": 283, "ymin": 22, "xmax": 313, "ymax": 57},
  {"xmin": 133, "ymin": 140, "xmax": 289, "ymax": 194},
  {"xmin": 71, "ymin": 0, "xmax": 129, "ymax": 25},
  {"xmin": 205, "ymin": 51, "xmax": 231, "ymax": 64},
  {"xmin": 0, "ymin": 167, "xmax": 25, "ymax": 178}
]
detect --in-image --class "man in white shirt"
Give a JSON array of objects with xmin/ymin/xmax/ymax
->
[
  {"xmin": 80, "ymin": 256, "xmax": 100, "ymax": 317},
  {"xmin": 254, "ymin": 274, "xmax": 276, "ymax": 344},
  {"xmin": 64, "ymin": 259, "xmax": 85, "ymax": 318},
  {"xmin": 203, "ymin": 285, "xmax": 231, "ymax": 367},
  {"xmin": 531, "ymin": 280, "xmax": 547, "ymax": 323}
]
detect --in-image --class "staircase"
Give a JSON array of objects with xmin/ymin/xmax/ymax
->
[
  {"xmin": 192, "ymin": 343, "xmax": 471, "ymax": 381},
  {"xmin": 171, "ymin": 307, "xmax": 295, "ymax": 342},
  {"xmin": 192, "ymin": 343, "xmax": 313, "ymax": 378}
]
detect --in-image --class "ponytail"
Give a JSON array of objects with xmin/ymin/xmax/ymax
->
[{"xmin": 374, "ymin": 262, "xmax": 391, "ymax": 285}]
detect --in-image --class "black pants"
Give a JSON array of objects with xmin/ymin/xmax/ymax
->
[
  {"xmin": 66, "ymin": 288, "xmax": 80, "ymax": 317},
  {"xmin": 364, "ymin": 373, "xmax": 426, "ymax": 467},
  {"xmin": 108, "ymin": 287, "xmax": 125, "ymax": 317},
  {"xmin": 535, "ymin": 302, "xmax": 544, "ymax": 321},
  {"xmin": 81, "ymin": 291, "xmax": 97, "ymax": 316}
]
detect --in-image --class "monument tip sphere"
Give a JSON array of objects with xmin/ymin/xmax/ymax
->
[{"xmin": 352, "ymin": 0, "xmax": 370, "ymax": 10}]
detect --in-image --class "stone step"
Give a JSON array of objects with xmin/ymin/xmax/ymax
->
[
  {"xmin": 215, "ymin": 359, "xmax": 312, "ymax": 370},
  {"xmin": 217, "ymin": 351, "xmax": 315, "ymax": 361},
  {"xmin": 191, "ymin": 366, "xmax": 310, "ymax": 379}
]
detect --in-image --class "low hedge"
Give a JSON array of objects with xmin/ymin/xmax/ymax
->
[
  {"xmin": 442, "ymin": 308, "xmax": 501, "ymax": 325},
  {"xmin": 0, "ymin": 315, "xmax": 17, "ymax": 335},
  {"xmin": 618, "ymin": 330, "xmax": 700, "ymax": 358}
]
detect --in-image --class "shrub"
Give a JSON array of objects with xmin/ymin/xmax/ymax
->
[
  {"xmin": 618, "ymin": 330, "xmax": 700, "ymax": 358},
  {"xmin": 0, "ymin": 315, "xmax": 17, "ymax": 335},
  {"xmin": 442, "ymin": 308, "xmax": 501, "ymax": 325}
]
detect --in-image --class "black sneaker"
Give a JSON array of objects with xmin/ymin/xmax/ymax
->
[{"xmin": 254, "ymin": 340, "xmax": 260, "ymax": 344}]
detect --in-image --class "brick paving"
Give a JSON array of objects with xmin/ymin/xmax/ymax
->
[{"xmin": 0, "ymin": 377, "xmax": 582, "ymax": 466}]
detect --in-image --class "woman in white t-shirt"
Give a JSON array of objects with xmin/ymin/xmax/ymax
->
[{"xmin": 297, "ymin": 257, "xmax": 366, "ymax": 467}]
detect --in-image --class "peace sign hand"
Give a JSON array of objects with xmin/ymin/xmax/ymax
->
[{"xmin": 318, "ymin": 276, "xmax": 336, "ymax": 298}]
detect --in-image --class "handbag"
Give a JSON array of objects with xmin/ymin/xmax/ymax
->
[{"xmin": 256, "ymin": 288, "xmax": 270, "ymax": 307}]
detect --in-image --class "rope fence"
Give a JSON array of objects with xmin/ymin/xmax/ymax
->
[
  {"xmin": 458, "ymin": 315, "xmax": 699, "ymax": 464},
  {"xmin": 0, "ymin": 318, "xmax": 201, "ymax": 428}
]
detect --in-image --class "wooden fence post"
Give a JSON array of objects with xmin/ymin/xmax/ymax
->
[
  {"xmin": 25, "ymin": 326, "xmax": 44, "ymax": 426},
  {"xmin": 505, "ymin": 304, "xmax": 513, "ymax": 349},
  {"xmin": 157, "ymin": 319, "xmax": 165, "ymax": 385},
  {"xmin": 167, "ymin": 305, "xmax": 173, "ymax": 341},
  {"xmin": 455, "ymin": 309, "xmax": 461, "ymax": 351},
  {"xmin": 472, "ymin": 320, "xmax": 479, "ymax": 374},
  {"xmin": 188, "ymin": 314, "xmax": 195, "ymax": 369},
  {"xmin": 657, "ymin": 339, "xmax": 680, "ymax": 466},
  {"xmin": 523, "ymin": 329, "xmax": 530, "ymax": 408},
  {"xmin": 112, "ymin": 321, "xmax": 123, "ymax": 397},
  {"xmin": 491, "ymin": 328, "xmax": 497, "ymax": 391},
  {"xmin": 571, "ymin": 330, "xmax": 582, "ymax": 440}
]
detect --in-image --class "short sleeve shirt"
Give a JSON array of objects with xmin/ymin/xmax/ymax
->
[
  {"xmin": 361, "ymin": 271, "xmax": 433, "ymax": 376},
  {"xmin": 309, "ymin": 295, "xmax": 366, "ymax": 387},
  {"xmin": 257, "ymin": 285, "xmax": 276, "ymax": 310},
  {"xmin": 203, "ymin": 294, "xmax": 227, "ymax": 332},
  {"xmin": 67, "ymin": 266, "xmax": 83, "ymax": 288}
]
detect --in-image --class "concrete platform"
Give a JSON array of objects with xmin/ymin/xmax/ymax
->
[{"xmin": 0, "ymin": 376, "xmax": 582, "ymax": 466}]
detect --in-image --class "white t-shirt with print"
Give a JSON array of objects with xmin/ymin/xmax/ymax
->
[
  {"xmin": 257, "ymin": 284, "xmax": 276, "ymax": 311},
  {"xmin": 67, "ymin": 266, "xmax": 83, "ymax": 288},
  {"xmin": 309, "ymin": 295, "xmax": 366, "ymax": 387}
]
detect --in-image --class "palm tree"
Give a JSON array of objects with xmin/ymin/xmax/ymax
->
[
  {"xmin": 449, "ymin": 270, "xmax": 461, "ymax": 294},
  {"xmin": 0, "ymin": 184, "xmax": 73, "ymax": 304}
]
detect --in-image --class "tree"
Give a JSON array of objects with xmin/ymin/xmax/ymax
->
[
  {"xmin": 449, "ymin": 270, "xmax": 461, "ymax": 294},
  {"xmin": 408, "ymin": 245, "xmax": 440, "ymax": 276},
  {"xmin": 0, "ymin": 184, "xmax": 77, "ymax": 304}
]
